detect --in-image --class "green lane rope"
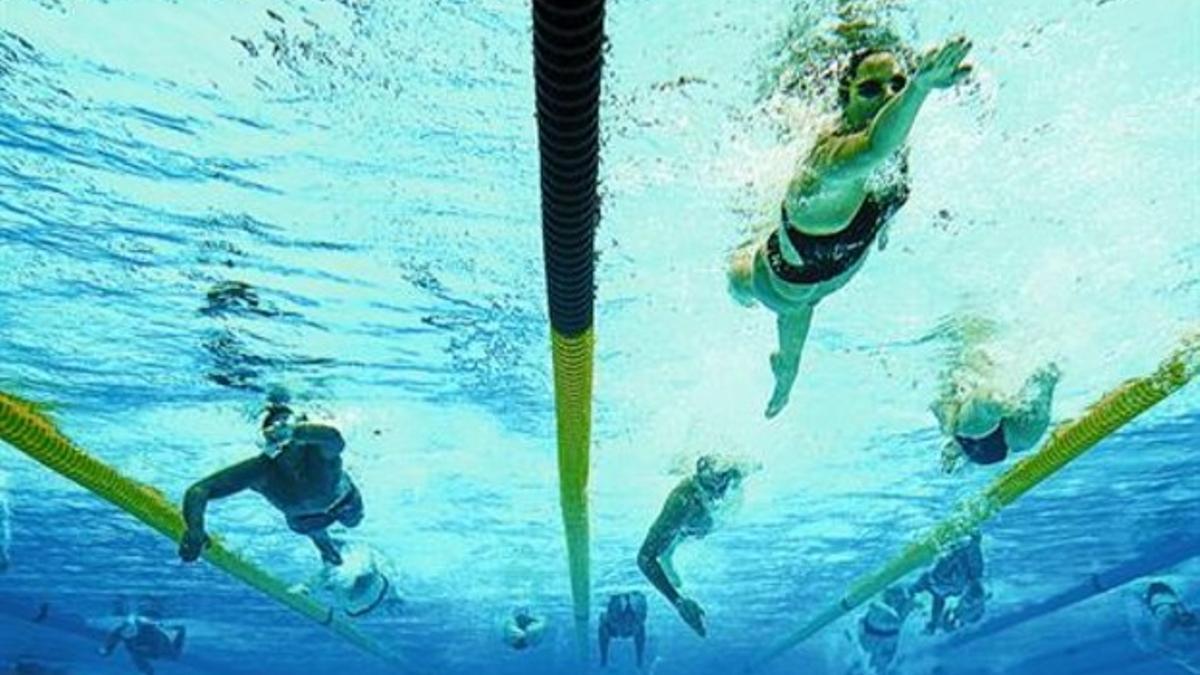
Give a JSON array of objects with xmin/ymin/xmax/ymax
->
[
  {"xmin": 0, "ymin": 391, "xmax": 413, "ymax": 672},
  {"xmin": 552, "ymin": 327, "xmax": 595, "ymax": 654},
  {"xmin": 749, "ymin": 335, "xmax": 1200, "ymax": 672}
]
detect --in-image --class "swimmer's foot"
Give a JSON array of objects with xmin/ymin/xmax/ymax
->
[{"xmin": 766, "ymin": 352, "xmax": 796, "ymax": 419}]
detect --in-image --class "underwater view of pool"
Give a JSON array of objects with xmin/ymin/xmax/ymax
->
[{"xmin": 0, "ymin": 0, "xmax": 1197, "ymax": 673}]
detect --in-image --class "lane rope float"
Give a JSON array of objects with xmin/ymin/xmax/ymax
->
[{"xmin": 532, "ymin": 0, "xmax": 606, "ymax": 656}]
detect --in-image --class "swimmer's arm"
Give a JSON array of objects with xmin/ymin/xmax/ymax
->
[
  {"xmin": 291, "ymin": 423, "xmax": 346, "ymax": 460},
  {"xmin": 808, "ymin": 83, "xmax": 931, "ymax": 183},
  {"xmin": 637, "ymin": 485, "xmax": 689, "ymax": 605},
  {"xmin": 100, "ymin": 627, "xmax": 122, "ymax": 656},
  {"xmin": 809, "ymin": 39, "xmax": 972, "ymax": 184},
  {"xmin": 182, "ymin": 456, "xmax": 270, "ymax": 534}
]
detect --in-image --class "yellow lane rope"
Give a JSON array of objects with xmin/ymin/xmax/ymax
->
[{"xmin": 552, "ymin": 326, "xmax": 595, "ymax": 656}]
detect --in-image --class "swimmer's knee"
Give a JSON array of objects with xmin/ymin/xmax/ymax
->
[{"xmin": 727, "ymin": 256, "xmax": 756, "ymax": 307}]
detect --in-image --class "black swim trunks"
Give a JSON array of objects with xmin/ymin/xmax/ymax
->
[
  {"xmin": 955, "ymin": 424, "xmax": 1009, "ymax": 465},
  {"xmin": 286, "ymin": 483, "xmax": 364, "ymax": 534},
  {"xmin": 766, "ymin": 183, "xmax": 909, "ymax": 285}
]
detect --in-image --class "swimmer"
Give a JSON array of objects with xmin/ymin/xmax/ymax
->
[
  {"xmin": 910, "ymin": 532, "xmax": 986, "ymax": 634},
  {"xmin": 502, "ymin": 607, "xmax": 548, "ymax": 651},
  {"xmin": 180, "ymin": 397, "xmax": 363, "ymax": 566},
  {"xmin": 728, "ymin": 30, "xmax": 974, "ymax": 418},
  {"xmin": 98, "ymin": 613, "xmax": 185, "ymax": 675},
  {"xmin": 1137, "ymin": 582, "xmax": 1200, "ymax": 672},
  {"xmin": 932, "ymin": 359, "xmax": 1060, "ymax": 472},
  {"xmin": 638, "ymin": 456, "xmax": 749, "ymax": 636},
  {"xmin": 599, "ymin": 592, "xmax": 648, "ymax": 668},
  {"xmin": 855, "ymin": 585, "xmax": 915, "ymax": 674}
]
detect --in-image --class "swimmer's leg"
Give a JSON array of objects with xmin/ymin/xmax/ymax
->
[
  {"xmin": 925, "ymin": 593, "xmax": 947, "ymax": 634},
  {"xmin": 170, "ymin": 626, "xmax": 186, "ymax": 659},
  {"xmin": 336, "ymin": 486, "xmax": 364, "ymax": 529},
  {"xmin": 868, "ymin": 636, "xmax": 899, "ymax": 675},
  {"xmin": 634, "ymin": 622, "xmax": 646, "ymax": 668},
  {"xmin": 310, "ymin": 530, "xmax": 344, "ymax": 566},
  {"xmin": 1003, "ymin": 362, "xmax": 1061, "ymax": 453},
  {"xmin": 661, "ymin": 541, "xmax": 683, "ymax": 590},
  {"xmin": 766, "ymin": 307, "xmax": 815, "ymax": 419},
  {"xmin": 727, "ymin": 245, "xmax": 758, "ymax": 308},
  {"xmin": 598, "ymin": 614, "xmax": 611, "ymax": 667}
]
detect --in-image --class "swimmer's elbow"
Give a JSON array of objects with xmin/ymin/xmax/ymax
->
[
  {"xmin": 182, "ymin": 483, "xmax": 211, "ymax": 515},
  {"xmin": 636, "ymin": 546, "xmax": 655, "ymax": 575}
]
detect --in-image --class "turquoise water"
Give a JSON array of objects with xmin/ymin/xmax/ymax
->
[{"xmin": 0, "ymin": 0, "xmax": 1198, "ymax": 673}]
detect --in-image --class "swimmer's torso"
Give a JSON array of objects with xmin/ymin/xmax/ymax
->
[
  {"xmin": 676, "ymin": 481, "xmax": 716, "ymax": 539},
  {"xmin": 255, "ymin": 442, "xmax": 350, "ymax": 516},
  {"xmin": 605, "ymin": 593, "xmax": 646, "ymax": 637}
]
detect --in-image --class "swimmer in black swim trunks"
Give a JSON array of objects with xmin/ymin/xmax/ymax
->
[
  {"xmin": 931, "ymin": 344, "xmax": 1060, "ymax": 472},
  {"xmin": 854, "ymin": 585, "xmax": 915, "ymax": 675},
  {"xmin": 910, "ymin": 532, "xmax": 986, "ymax": 634},
  {"xmin": 179, "ymin": 396, "xmax": 364, "ymax": 566},
  {"xmin": 599, "ymin": 592, "xmax": 648, "ymax": 668},
  {"xmin": 729, "ymin": 30, "xmax": 974, "ymax": 418}
]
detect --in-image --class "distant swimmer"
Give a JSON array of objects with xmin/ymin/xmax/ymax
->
[
  {"xmin": 853, "ymin": 585, "xmax": 915, "ymax": 674},
  {"xmin": 727, "ymin": 23, "xmax": 974, "ymax": 418},
  {"xmin": 638, "ymin": 456, "xmax": 750, "ymax": 636},
  {"xmin": 502, "ymin": 607, "xmax": 548, "ymax": 651},
  {"xmin": 910, "ymin": 532, "xmax": 986, "ymax": 634},
  {"xmin": 932, "ymin": 356, "xmax": 1060, "ymax": 472},
  {"xmin": 180, "ymin": 397, "xmax": 363, "ymax": 566},
  {"xmin": 98, "ymin": 613, "xmax": 185, "ymax": 675},
  {"xmin": 599, "ymin": 592, "xmax": 648, "ymax": 668},
  {"xmin": 1134, "ymin": 582, "xmax": 1200, "ymax": 673}
]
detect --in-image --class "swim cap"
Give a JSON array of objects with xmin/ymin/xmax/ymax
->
[{"xmin": 1147, "ymin": 582, "xmax": 1178, "ymax": 607}]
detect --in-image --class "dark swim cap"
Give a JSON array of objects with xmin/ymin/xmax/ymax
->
[
  {"xmin": 1147, "ymin": 582, "xmax": 1176, "ymax": 604},
  {"xmin": 261, "ymin": 403, "xmax": 293, "ymax": 431}
]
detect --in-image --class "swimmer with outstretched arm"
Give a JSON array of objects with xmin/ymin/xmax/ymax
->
[
  {"xmin": 638, "ymin": 456, "xmax": 747, "ymax": 637},
  {"xmin": 729, "ymin": 34, "xmax": 974, "ymax": 418},
  {"xmin": 179, "ymin": 401, "xmax": 363, "ymax": 566}
]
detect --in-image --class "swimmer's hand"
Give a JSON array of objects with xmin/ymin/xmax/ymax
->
[
  {"xmin": 915, "ymin": 36, "xmax": 973, "ymax": 91},
  {"xmin": 673, "ymin": 596, "xmax": 707, "ymax": 637},
  {"xmin": 178, "ymin": 528, "xmax": 210, "ymax": 562}
]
